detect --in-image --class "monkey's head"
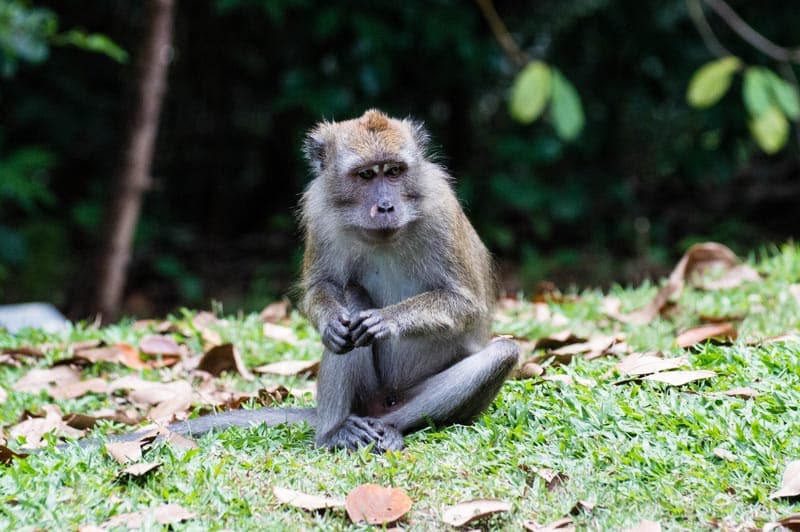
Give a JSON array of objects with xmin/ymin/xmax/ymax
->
[{"xmin": 303, "ymin": 109, "xmax": 433, "ymax": 244}]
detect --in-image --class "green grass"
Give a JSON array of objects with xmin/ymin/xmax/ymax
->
[{"xmin": 1, "ymin": 243, "xmax": 799, "ymax": 530}]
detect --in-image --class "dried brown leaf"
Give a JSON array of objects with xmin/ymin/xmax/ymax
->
[
  {"xmin": 717, "ymin": 387, "xmax": 759, "ymax": 399},
  {"xmin": 128, "ymin": 380, "xmax": 192, "ymax": 405},
  {"xmin": 515, "ymin": 360, "xmax": 545, "ymax": 380},
  {"xmin": 260, "ymin": 301, "xmax": 289, "ymax": 323},
  {"xmin": 537, "ymin": 468, "xmax": 568, "ymax": 491},
  {"xmin": 713, "ymin": 447, "xmax": 737, "ymax": 461},
  {"xmin": 523, "ymin": 517, "xmax": 575, "ymax": 531},
  {"xmin": 272, "ymin": 486, "xmax": 345, "ymax": 511},
  {"xmin": 119, "ymin": 461, "xmax": 162, "ymax": 478},
  {"xmin": 72, "ymin": 343, "xmax": 149, "ymax": 369},
  {"xmin": 441, "ymin": 499, "xmax": 511, "ymax": 527},
  {"xmin": 623, "ymin": 519, "xmax": 662, "ymax": 532},
  {"xmin": 197, "ymin": 343, "xmax": 254, "ymax": 380},
  {"xmin": 13, "ymin": 365, "xmax": 81, "ymax": 394},
  {"xmin": 100, "ymin": 503, "xmax": 195, "ymax": 529},
  {"xmin": 531, "ymin": 330, "xmax": 585, "ymax": 350},
  {"xmin": 617, "ymin": 353, "xmax": 689, "ymax": 377},
  {"xmin": 9, "ymin": 411, "xmax": 84, "ymax": 449},
  {"xmin": 146, "ymin": 382, "xmax": 194, "ymax": 423},
  {"xmin": 345, "ymin": 484, "xmax": 412, "ymax": 525},
  {"xmin": 253, "ymin": 359, "xmax": 320, "ymax": 377},
  {"xmin": 105, "ymin": 432, "xmax": 157, "ymax": 464},
  {"xmin": 569, "ymin": 500, "xmax": 596, "ymax": 515},
  {"xmin": 0, "ymin": 445, "xmax": 28, "ymax": 465},
  {"xmin": 763, "ymin": 513, "xmax": 800, "ymax": 531},
  {"xmin": 643, "ymin": 370, "xmax": 717, "ymax": 386},
  {"xmin": 263, "ymin": 322, "xmax": 299, "ymax": 344},
  {"xmin": 1, "ymin": 346, "xmax": 45, "ymax": 361},
  {"xmin": 165, "ymin": 431, "xmax": 199, "ymax": 450},
  {"xmin": 50, "ymin": 377, "xmax": 108, "ymax": 400},
  {"xmin": 771, "ymin": 460, "xmax": 800, "ymax": 499},
  {"xmin": 676, "ymin": 323, "xmax": 737, "ymax": 348},
  {"xmin": 139, "ymin": 334, "xmax": 182, "ymax": 355}
]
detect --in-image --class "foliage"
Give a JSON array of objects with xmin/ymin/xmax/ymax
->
[{"xmin": 1, "ymin": 0, "xmax": 799, "ymax": 313}]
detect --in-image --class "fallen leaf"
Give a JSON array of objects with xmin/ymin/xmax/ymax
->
[
  {"xmin": 119, "ymin": 461, "xmax": 162, "ymax": 478},
  {"xmin": 515, "ymin": 360, "xmax": 545, "ymax": 379},
  {"xmin": 523, "ymin": 516, "xmax": 575, "ymax": 531},
  {"xmin": 260, "ymin": 301, "xmax": 289, "ymax": 323},
  {"xmin": 569, "ymin": 500, "xmax": 596, "ymax": 515},
  {"xmin": 128, "ymin": 380, "xmax": 193, "ymax": 406},
  {"xmin": 676, "ymin": 323, "xmax": 737, "ymax": 348},
  {"xmin": 263, "ymin": 323, "xmax": 299, "ymax": 344},
  {"xmin": 13, "ymin": 365, "xmax": 81, "ymax": 394},
  {"xmin": 9, "ymin": 409, "xmax": 84, "ymax": 448},
  {"xmin": 1, "ymin": 346, "xmax": 45, "ymax": 361},
  {"xmin": 345, "ymin": 484, "xmax": 412, "ymax": 525},
  {"xmin": 643, "ymin": 370, "xmax": 716, "ymax": 386},
  {"xmin": 441, "ymin": 499, "xmax": 511, "ymax": 527},
  {"xmin": 146, "ymin": 382, "xmax": 194, "ymax": 423},
  {"xmin": 771, "ymin": 460, "xmax": 800, "ymax": 499},
  {"xmin": 105, "ymin": 432, "xmax": 158, "ymax": 464},
  {"xmin": 164, "ymin": 431, "xmax": 199, "ymax": 450},
  {"xmin": 607, "ymin": 242, "xmax": 755, "ymax": 325},
  {"xmin": 623, "ymin": 519, "xmax": 662, "ymax": 532},
  {"xmin": 617, "ymin": 353, "xmax": 689, "ymax": 377},
  {"xmin": 191, "ymin": 311, "xmax": 219, "ymax": 329},
  {"xmin": 50, "ymin": 377, "xmax": 108, "ymax": 400},
  {"xmin": 139, "ymin": 334, "xmax": 182, "ymax": 355},
  {"xmin": 713, "ymin": 447, "xmax": 737, "ymax": 461},
  {"xmin": 272, "ymin": 486, "xmax": 345, "ymax": 511},
  {"xmin": 763, "ymin": 513, "xmax": 800, "ymax": 531},
  {"xmin": 541, "ymin": 374, "xmax": 574, "ymax": 385},
  {"xmin": 100, "ymin": 503, "xmax": 195, "ymax": 529},
  {"xmin": 537, "ymin": 468, "xmax": 568, "ymax": 491},
  {"xmin": 253, "ymin": 359, "xmax": 320, "ymax": 377},
  {"xmin": 197, "ymin": 343, "xmax": 254, "ymax": 380},
  {"xmin": 549, "ymin": 334, "xmax": 622, "ymax": 358},
  {"xmin": 0, "ymin": 445, "xmax": 28, "ymax": 465},
  {"xmin": 71, "ymin": 343, "xmax": 149, "ymax": 369},
  {"xmin": 717, "ymin": 386, "xmax": 759, "ymax": 399},
  {"xmin": 532, "ymin": 330, "xmax": 585, "ymax": 350}
]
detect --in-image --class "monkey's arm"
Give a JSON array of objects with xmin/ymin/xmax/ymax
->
[
  {"xmin": 350, "ymin": 289, "xmax": 480, "ymax": 346},
  {"xmin": 303, "ymin": 279, "xmax": 354, "ymax": 354}
]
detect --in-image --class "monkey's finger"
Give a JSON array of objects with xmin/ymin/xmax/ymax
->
[{"xmin": 338, "ymin": 311, "xmax": 351, "ymax": 327}]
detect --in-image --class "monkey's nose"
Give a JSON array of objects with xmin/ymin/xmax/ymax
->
[{"xmin": 377, "ymin": 201, "xmax": 394, "ymax": 213}]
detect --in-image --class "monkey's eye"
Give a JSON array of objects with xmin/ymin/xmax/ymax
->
[
  {"xmin": 357, "ymin": 168, "xmax": 377, "ymax": 180},
  {"xmin": 384, "ymin": 165, "xmax": 404, "ymax": 177}
]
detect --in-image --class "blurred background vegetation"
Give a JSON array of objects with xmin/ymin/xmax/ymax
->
[{"xmin": 1, "ymin": 0, "xmax": 798, "ymax": 318}]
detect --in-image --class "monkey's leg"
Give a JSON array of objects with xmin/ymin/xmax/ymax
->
[{"xmin": 380, "ymin": 338, "xmax": 519, "ymax": 434}]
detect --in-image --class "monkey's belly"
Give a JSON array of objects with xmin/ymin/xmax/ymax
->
[{"xmin": 372, "ymin": 335, "xmax": 478, "ymax": 390}]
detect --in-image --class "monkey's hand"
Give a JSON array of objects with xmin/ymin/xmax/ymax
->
[
  {"xmin": 322, "ymin": 311, "xmax": 354, "ymax": 354},
  {"xmin": 350, "ymin": 309, "xmax": 398, "ymax": 347}
]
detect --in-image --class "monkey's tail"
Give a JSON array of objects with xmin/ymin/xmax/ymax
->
[{"xmin": 63, "ymin": 407, "xmax": 318, "ymax": 451}]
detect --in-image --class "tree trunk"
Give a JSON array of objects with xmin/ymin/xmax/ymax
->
[{"xmin": 93, "ymin": 0, "xmax": 175, "ymax": 321}]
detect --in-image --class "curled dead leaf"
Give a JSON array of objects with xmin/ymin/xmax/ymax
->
[
  {"xmin": 99, "ymin": 503, "xmax": 195, "ymax": 529},
  {"xmin": 253, "ymin": 359, "xmax": 320, "ymax": 377},
  {"xmin": 9, "ymin": 409, "xmax": 84, "ymax": 448},
  {"xmin": 345, "ymin": 484, "xmax": 412, "ymax": 525},
  {"xmin": 537, "ymin": 468, "xmax": 568, "ymax": 492},
  {"xmin": 763, "ymin": 513, "xmax": 800, "ymax": 531},
  {"xmin": 0, "ymin": 445, "xmax": 29, "ymax": 465},
  {"xmin": 197, "ymin": 343, "xmax": 254, "ymax": 380},
  {"xmin": 523, "ymin": 516, "xmax": 575, "ymax": 531},
  {"xmin": 643, "ymin": 369, "xmax": 716, "ymax": 386},
  {"xmin": 13, "ymin": 365, "xmax": 81, "ymax": 394},
  {"xmin": 616, "ymin": 352, "xmax": 689, "ymax": 377},
  {"xmin": 676, "ymin": 323, "xmax": 737, "ymax": 348},
  {"xmin": 263, "ymin": 323, "xmax": 299, "ymax": 344},
  {"xmin": 260, "ymin": 300, "xmax": 289, "ymax": 323},
  {"xmin": 569, "ymin": 500, "xmax": 596, "ymax": 515},
  {"xmin": 770, "ymin": 460, "xmax": 800, "ymax": 499},
  {"xmin": 716, "ymin": 387, "xmax": 759, "ymax": 399},
  {"xmin": 441, "ymin": 499, "xmax": 511, "ymax": 527},
  {"xmin": 119, "ymin": 461, "xmax": 162, "ymax": 478},
  {"xmin": 515, "ymin": 360, "xmax": 545, "ymax": 380},
  {"xmin": 272, "ymin": 486, "xmax": 345, "ymax": 511},
  {"xmin": 105, "ymin": 432, "xmax": 158, "ymax": 464}
]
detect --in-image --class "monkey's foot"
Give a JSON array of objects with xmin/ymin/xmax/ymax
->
[{"xmin": 322, "ymin": 416, "xmax": 404, "ymax": 453}]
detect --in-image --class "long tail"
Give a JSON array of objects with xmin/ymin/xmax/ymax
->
[{"xmin": 71, "ymin": 406, "xmax": 318, "ymax": 449}]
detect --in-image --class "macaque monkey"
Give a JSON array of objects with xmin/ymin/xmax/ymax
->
[{"xmin": 123, "ymin": 109, "xmax": 519, "ymax": 452}]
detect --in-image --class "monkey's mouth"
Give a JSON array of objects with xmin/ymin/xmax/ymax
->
[{"xmin": 360, "ymin": 226, "xmax": 401, "ymax": 242}]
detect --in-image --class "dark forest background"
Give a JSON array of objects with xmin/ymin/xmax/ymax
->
[{"xmin": 1, "ymin": 0, "xmax": 799, "ymax": 318}]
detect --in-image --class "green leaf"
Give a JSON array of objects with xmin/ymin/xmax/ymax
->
[
  {"xmin": 509, "ymin": 61, "xmax": 552, "ymax": 124},
  {"xmin": 763, "ymin": 69, "xmax": 800, "ymax": 120},
  {"xmin": 686, "ymin": 56, "xmax": 741, "ymax": 109},
  {"xmin": 742, "ymin": 67, "xmax": 772, "ymax": 117},
  {"xmin": 749, "ymin": 104, "xmax": 788, "ymax": 154},
  {"xmin": 549, "ymin": 69, "xmax": 585, "ymax": 141},
  {"xmin": 54, "ymin": 30, "xmax": 129, "ymax": 63}
]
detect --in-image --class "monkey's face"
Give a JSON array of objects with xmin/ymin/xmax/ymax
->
[{"xmin": 342, "ymin": 159, "xmax": 418, "ymax": 243}]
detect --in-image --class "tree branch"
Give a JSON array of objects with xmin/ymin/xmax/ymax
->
[
  {"xmin": 474, "ymin": 0, "xmax": 529, "ymax": 68},
  {"xmin": 703, "ymin": 0, "xmax": 800, "ymax": 63},
  {"xmin": 685, "ymin": 0, "xmax": 730, "ymax": 58}
]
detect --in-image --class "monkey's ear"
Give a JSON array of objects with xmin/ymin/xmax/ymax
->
[
  {"xmin": 303, "ymin": 125, "xmax": 331, "ymax": 173},
  {"xmin": 406, "ymin": 119, "xmax": 431, "ymax": 155}
]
